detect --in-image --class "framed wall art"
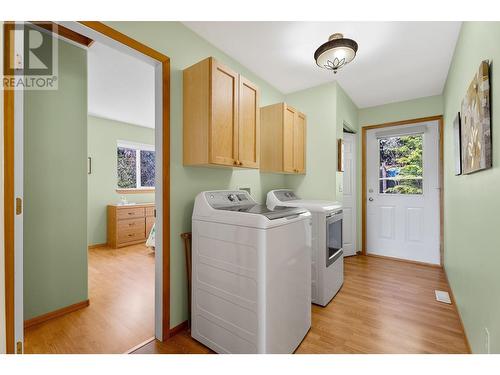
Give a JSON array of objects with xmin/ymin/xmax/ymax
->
[{"xmin": 461, "ymin": 60, "xmax": 492, "ymax": 174}]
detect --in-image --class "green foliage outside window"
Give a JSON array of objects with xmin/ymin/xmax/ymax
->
[
  {"xmin": 379, "ymin": 135, "xmax": 423, "ymax": 195},
  {"xmin": 117, "ymin": 147, "xmax": 137, "ymax": 188}
]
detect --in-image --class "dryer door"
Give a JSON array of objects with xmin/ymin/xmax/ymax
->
[{"xmin": 326, "ymin": 211, "xmax": 343, "ymax": 267}]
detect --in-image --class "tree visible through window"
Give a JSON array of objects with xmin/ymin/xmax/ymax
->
[
  {"xmin": 140, "ymin": 150, "xmax": 155, "ymax": 187},
  {"xmin": 117, "ymin": 142, "xmax": 155, "ymax": 189},
  {"xmin": 379, "ymin": 135, "xmax": 423, "ymax": 195}
]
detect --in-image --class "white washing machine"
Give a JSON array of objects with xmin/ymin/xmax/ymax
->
[
  {"xmin": 191, "ymin": 190, "xmax": 312, "ymax": 353},
  {"xmin": 267, "ymin": 189, "xmax": 343, "ymax": 307}
]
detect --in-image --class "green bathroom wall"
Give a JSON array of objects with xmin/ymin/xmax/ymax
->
[
  {"xmin": 24, "ymin": 37, "xmax": 88, "ymax": 320},
  {"xmin": 105, "ymin": 21, "xmax": 286, "ymax": 328},
  {"xmin": 442, "ymin": 21, "xmax": 500, "ymax": 353},
  {"xmin": 87, "ymin": 115, "xmax": 155, "ymax": 246},
  {"xmin": 356, "ymin": 95, "xmax": 444, "ymax": 250}
]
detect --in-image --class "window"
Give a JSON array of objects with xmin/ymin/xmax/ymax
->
[
  {"xmin": 117, "ymin": 141, "xmax": 155, "ymax": 190},
  {"xmin": 379, "ymin": 135, "xmax": 423, "ymax": 195}
]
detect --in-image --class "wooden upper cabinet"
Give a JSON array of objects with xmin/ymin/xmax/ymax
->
[
  {"xmin": 238, "ymin": 76, "xmax": 260, "ymax": 168},
  {"xmin": 211, "ymin": 61, "xmax": 238, "ymax": 166},
  {"xmin": 260, "ymin": 103, "xmax": 307, "ymax": 174},
  {"xmin": 183, "ymin": 57, "xmax": 260, "ymax": 168},
  {"xmin": 283, "ymin": 105, "xmax": 296, "ymax": 173},
  {"xmin": 294, "ymin": 112, "xmax": 306, "ymax": 173}
]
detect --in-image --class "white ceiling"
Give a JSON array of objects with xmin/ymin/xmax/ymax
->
[
  {"xmin": 88, "ymin": 41, "xmax": 155, "ymax": 128},
  {"xmin": 183, "ymin": 22, "xmax": 461, "ymax": 108}
]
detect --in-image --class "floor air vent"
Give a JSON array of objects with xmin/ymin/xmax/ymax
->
[{"xmin": 435, "ymin": 290, "xmax": 452, "ymax": 304}]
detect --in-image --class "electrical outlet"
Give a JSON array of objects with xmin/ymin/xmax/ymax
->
[
  {"xmin": 240, "ymin": 187, "xmax": 251, "ymax": 194},
  {"xmin": 485, "ymin": 327, "xmax": 490, "ymax": 354}
]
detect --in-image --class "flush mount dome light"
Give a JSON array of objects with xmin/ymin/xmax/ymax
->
[{"xmin": 314, "ymin": 33, "xmax": 358, "ymax": 74}]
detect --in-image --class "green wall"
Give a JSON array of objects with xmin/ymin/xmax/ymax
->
[
  {"xmin": 24, "ymin": 38, "xmax": 88, "ymax": 320},
  {"xmin": 356, "ymin": 95, "xmax": 444, "ymax": 250},
  {"xmin": 284, "ymin": 83, "xmax": 337, "ymax": 200},
  {"xmin": 283, "ymin": 81, "xmax": 358, "ymax": 234},
  {"xmin": 336, "ymin": 83, "xmax": 359, "ymax": 203},
  {"xmin": 442, "ymin": 22, "xmax": 500, "ymax": 353},
  {"xmin": 336, "ymin": 83, "xmax": 359, "ymax": 133},
  {"xmin": 106, "ymin": 21, "xmax": 286, "ymax": 328},
  {"xmin": 359, "ymin": 95, "xmax": 444, "ymax": 127},
  {"xmin": 87, "ymin": 115, "xmax": 155, "ymax": 246}
]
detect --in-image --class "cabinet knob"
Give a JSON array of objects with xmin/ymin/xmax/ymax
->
[{"xmin": 239, "ymin": 161, "xmax": 243, "ymax": 166}]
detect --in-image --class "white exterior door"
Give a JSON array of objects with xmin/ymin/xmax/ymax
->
[
  {"xmin": 366, "ymin": 121, "xmax": 440, "ymax": 265},
  {"xmin": 342, "ymin": 133, "xmax": 357, "ymax": 256}
]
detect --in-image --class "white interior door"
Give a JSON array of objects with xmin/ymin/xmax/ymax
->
[
  {"xmin": 366, "ymin": 121, "xmax": 440, "ymax": 265},
  {"xmin": 342, "ymin": 132, "xmax": 357, "ymax": 256}
]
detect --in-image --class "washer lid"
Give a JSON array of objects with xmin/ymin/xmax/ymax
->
[
  {"xmin": 193, "ymin": 190, "xmax": 311, "ymax": 229},
  {"xmin": 216, "ymin": 204, "xmax": 307, "ymax": 220}
]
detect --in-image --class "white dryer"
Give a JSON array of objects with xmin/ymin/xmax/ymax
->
[
  {"xmin": 191, "ymin": 190, "xmax": 312, "ymax": 353},
  {"xmin": 267, "ymin": 189, "xmax": 343, "ymax": 307}
]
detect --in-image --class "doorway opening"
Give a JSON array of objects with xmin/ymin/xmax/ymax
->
[
  {"xmin": 361, "ymin": 116, "xmax": 444, "ymax": 266},
  {"xmin": 3, "ymin": 21, "xmax": 171, "ymax": 354},
  {"xmin": 341, "ymin": 129, "xmax": 357, "ymax": 257}
]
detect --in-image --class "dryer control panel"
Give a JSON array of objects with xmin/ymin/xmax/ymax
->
[{"xmin": 273, "ymin": 190, "xmax": 299, "ymax": 202}]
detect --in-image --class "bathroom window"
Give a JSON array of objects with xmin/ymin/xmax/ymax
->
[
  {"xmin": 117, "ymin": 141, "xmax": 155, "ymax": 190},
  {"xmin": 378, "ymin": 135, "xmax": 423, "ymax": 195}
]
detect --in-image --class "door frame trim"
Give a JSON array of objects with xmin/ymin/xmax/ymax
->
[
  {"xmin": 3, "ymin": 21, "xmax": 16, "ymax": 354},
  {"xmin": 361, "ymin": 115, "xmax": 444, "ymax": 265},
  {"xmin": 3, "ymin": 21, "xmax": 171, "ymax": 353}
]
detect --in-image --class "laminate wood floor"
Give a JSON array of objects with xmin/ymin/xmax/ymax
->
[
  {"xmin": 132, "ymin": 255, "xmax": 469, "ymax": 354},
  {"xmin": 24, "ymin": 244, "xmax": 155, "ymax": 354}
]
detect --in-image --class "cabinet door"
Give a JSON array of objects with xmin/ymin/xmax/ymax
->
[
  {"xmin": 283, "ymin": 105, "xmax": 296, "ymax": 173},
  {"xmin": 210, "ymin": 60, "xmax": 239, "ymax": 166},
  {"xmin": 294, "ymin": 112, "xmax": 306, "ymax": 173},
  {"xmin": 238, "ymin": 76, "xmax": 260, "ymax": 168}
]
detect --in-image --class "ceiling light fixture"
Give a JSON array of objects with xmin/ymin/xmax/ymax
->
[{"xmin": 314, "ymin": 33, "xmax": 358, "ymax": 74}]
